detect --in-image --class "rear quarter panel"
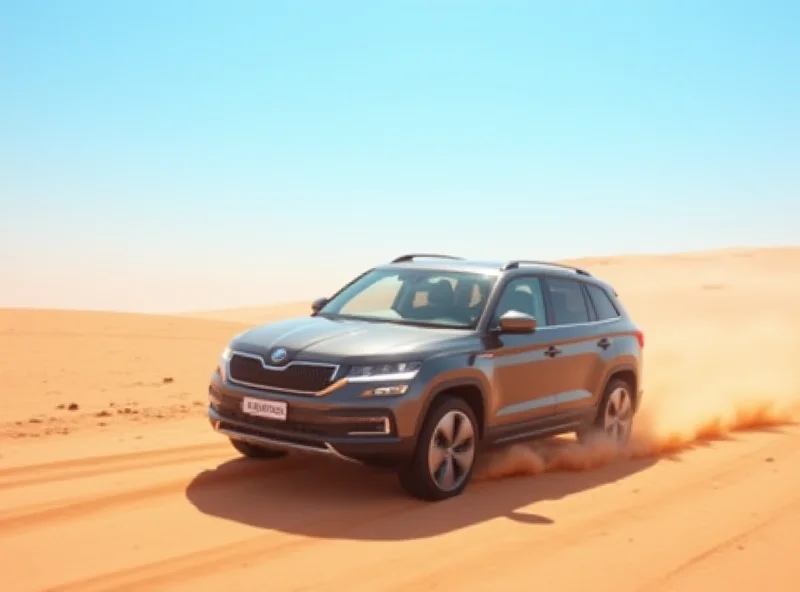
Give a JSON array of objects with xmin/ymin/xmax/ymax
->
[
  {"xmin": 552, "ymin": 317, "xmax": 642, "ymax": 414},
  {"xmin": 594, "ymin": 319, "xmax": 643, "ymax": 406}
]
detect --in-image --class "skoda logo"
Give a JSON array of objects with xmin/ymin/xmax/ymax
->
[{"xmin": 270, "ymin": 347, "xmax": 288, "ymax": 365}]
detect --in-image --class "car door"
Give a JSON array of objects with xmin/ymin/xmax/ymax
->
[
  {"xmin": 540, "ymin": 276, "xmax": 604, "ymax": 416},
  {"xmin": 481, "ymin": 275, "xmax": 562, "ymax": 431}
]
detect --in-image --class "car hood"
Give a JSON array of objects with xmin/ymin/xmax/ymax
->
[{"xmin": 231, "ymin": 315, "xmax": 478, "ymax": 363}]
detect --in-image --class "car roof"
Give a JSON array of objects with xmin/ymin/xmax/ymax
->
[
  {"xmin": 376, "ymin": 255, "xmax": 612, "ymax": 286},
  {"xmin": 377, "ymin": 259, "xmax": 508, "ymax": 275}
]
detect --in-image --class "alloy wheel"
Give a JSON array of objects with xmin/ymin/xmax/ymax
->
[
  {"xmin": 427, "ymin": 410, "xmax": 476, "ymax": 492},
  {"xmin": 603, "ymin": 386, "xmax": 633, "ymax": 443}
]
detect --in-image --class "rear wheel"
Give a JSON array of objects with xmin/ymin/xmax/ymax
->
[
  {"xmin": 229, "ymin": 437, "xmax": 288, "ymax": 459},
  {"xmin": 397, "ymin": 396, "xmax": 479, "ymax": 501},
  {"xmin": 577, "ymin": 378, "xmax": 635, "ymax": 446}
]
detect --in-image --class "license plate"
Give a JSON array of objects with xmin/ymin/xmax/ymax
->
[{"xmin": 242, "ymin": 397, "xmax": 287, "ymax": 421}]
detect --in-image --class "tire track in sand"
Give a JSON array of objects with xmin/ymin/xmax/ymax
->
[
  {"xmin": 392, "ymin": 428, "xmax": 800, "ymax": 591},
  {"xmin": 646, "ymin": 495, "xmax": 800, "ymax": 591},
  {"xmin": 0, "ymin": 442, "xmax": 231, "ymax": 490},
  {"xmin": 41, "ymin": 431, "xmax": 799, "ymax": 592},
  {"xmin": 42, "ymin": 499, "xmax": 418, "ymax": 592},
  {"xmin": 0, "ymin": 455, "xmax": 306, "ymax": 535}
]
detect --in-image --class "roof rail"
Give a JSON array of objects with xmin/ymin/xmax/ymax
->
[
  {"xmin": 391, "ymin": 253, "xmax": 464, "ymax": 263},
  {"xmin": 502, "ymin": 259, "xmax": 592, "ymax": 276}
]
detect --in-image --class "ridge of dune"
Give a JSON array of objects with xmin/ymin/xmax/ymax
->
[
  {"xmin": 179, "ymin": 245, "xmax": 800, "ymax": 324},
  {"xmin": 178, "ymin": 302, "xmax": 310, "ymax": 323}
]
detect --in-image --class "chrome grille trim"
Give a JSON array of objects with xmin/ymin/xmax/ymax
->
[{"xmin": 226, "ymin": 350, "xmax": 339, "ymax": 395}]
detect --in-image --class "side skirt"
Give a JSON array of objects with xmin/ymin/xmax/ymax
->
[{"xmin": 483, "ymin": 409, "xmax": 594, "ymax": 449}]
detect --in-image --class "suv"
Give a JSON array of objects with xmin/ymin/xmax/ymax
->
[{"xmin": 207, "ymin": 254, "xmax": 644, "ymax": 501}]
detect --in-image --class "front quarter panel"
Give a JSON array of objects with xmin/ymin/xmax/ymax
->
[{"xmin": 394, "ymin": 350, "xmax": 492, "ymax": 440}]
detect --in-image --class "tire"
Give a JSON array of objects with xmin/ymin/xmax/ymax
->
[
  {"xmin": 577, "ymin": 377, "xmax": 635, "ymax": 446},
  {"xmin": 229, "ymin": 437, "xmax": 288, "ymax": 459},
  {"xmin": 397, "ymin": 396, "xmax": 480, "ymax": 501}
]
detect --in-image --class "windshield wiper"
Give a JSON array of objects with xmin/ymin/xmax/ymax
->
[
  {"xmin": 342, "ymin": 315, "xmax": 469, "ymax": 330},
  {"xmin": 393, "ymin": 319, "xmax": 468, "ymax": 329}
]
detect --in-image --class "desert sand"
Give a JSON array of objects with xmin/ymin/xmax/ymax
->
[{"xmin": 1, "ymin": 246, "xmax": 799, "ymax": 592}]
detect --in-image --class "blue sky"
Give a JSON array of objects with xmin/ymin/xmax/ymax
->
[{"xmin": 1, "ymin": 0, "xmax": 798, "ymax": 312}]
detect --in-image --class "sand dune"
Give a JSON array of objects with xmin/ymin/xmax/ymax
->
[
  {"xmin": 1, "ymin": 246, "xmax": 799, "ymax": 591},
  {"xmin": 179, "ymin": 302, "xmax": 310, "ymax": 324}
]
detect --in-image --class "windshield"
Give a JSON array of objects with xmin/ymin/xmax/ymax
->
[{"xmin": 318, "ymin": 268, "xmax": 497, "ymax": 329}]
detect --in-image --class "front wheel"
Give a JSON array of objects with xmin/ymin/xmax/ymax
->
[
  {"xmin": 397, "ymin": 396, "xmax": 480, "ymax": 501},
  {"xmin": 229, "ymin": 437, "xmax": 288, "ymax": 459},
  {"xmin": 577, "ymin": 378, "xmax": 635, "ymax": 447}
]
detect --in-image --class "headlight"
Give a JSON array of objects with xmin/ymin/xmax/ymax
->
[
  {"xmin": 221, "ymin": 345, "xmax": 233, "ymax": 361},
  {"xmin": 347, "ymin": 361, "xmax": 422, "ymax": 382},
  {"xmin": 216, "ymin": 345, "xmax": 234, "ymax": 381}
]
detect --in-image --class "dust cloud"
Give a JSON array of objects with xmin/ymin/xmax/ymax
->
[{"xmin": 475, "ymin": 317, "xmax": 800, "ymax": 482}]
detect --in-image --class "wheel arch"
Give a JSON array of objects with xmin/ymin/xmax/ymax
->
[
  {"xmin": 416, "ymin": 376, "xmax": 490, "ymax": 441},
  {"xmin": 601, "ymin": 364, "xmax": 640, "ymax": 411}
]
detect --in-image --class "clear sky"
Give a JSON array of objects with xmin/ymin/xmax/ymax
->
[{"xmin": 1, "ymin": 0, "xmax": 798, "ymax": 313}]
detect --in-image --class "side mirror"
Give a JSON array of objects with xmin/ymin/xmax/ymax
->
[
  {"xmin": 311, "ymin": 297, "xmax": 329, "ymax": 314},
  {"xmin": 497, "ymin": 310, "xmax": 537, "ymax": 333}
]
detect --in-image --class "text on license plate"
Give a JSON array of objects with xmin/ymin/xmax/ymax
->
[{"xmin": 242, "ymin": 397, "xmax": 287, "ymax": 421}]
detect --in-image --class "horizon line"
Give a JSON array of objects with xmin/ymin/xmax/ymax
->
[{"xmin": 2, "ymin": 243, "xmax": 797, "ymax": 317}]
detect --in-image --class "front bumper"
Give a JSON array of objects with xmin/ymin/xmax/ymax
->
[{"xmin": 208, "ymin": 381, "xmax": 417, "ymax": 464}]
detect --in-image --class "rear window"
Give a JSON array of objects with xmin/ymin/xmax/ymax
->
[
  {"xmin": 586, "ymin": 284, "xmax": 620, "ymax": 320},
  {"xmin": 545, "ymin": 278, "xmax": 591, "ymax": 325}
]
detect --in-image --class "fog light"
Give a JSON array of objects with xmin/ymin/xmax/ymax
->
[
  {"xmin": 347, "ymin": 417, "xmax": 391, "ymax": 435},
  {"xmin": 362, "ymin": 384, "xmax": 409, "ymax": 397}
]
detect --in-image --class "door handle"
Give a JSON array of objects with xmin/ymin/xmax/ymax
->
[
  {"xmin": 597, "ymin": 337, "xmax": 611, "ymax": 350},
  {"xmin": 544, "ymin": 346, "xmax": 562, "ymax": 358}
]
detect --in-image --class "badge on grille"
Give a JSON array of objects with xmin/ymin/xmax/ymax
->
[{"xmin": 270, "ymin": 347, "xmax": 288, "ymax": 364}]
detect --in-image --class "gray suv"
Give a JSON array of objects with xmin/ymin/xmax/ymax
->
[{"xmin": 207, "ymin": 254, "xmax": 644, "ymax": 501}]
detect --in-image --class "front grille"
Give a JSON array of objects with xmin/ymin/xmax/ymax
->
[{"xmin": 228, "ymin": 354, "xmax": 336, "ymax": 393}]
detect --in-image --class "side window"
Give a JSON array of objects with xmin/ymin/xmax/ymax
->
[
  {"xmin": 545, "ymin": 278, "xmax": 590, "ymax": 325},
  {"xmin": 586, "ymin": 284, "xmax": 620, "ymax": 320},
  {"xmin": 491, "ymin": 276, "xmax": 548, "ymax": 327}
]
